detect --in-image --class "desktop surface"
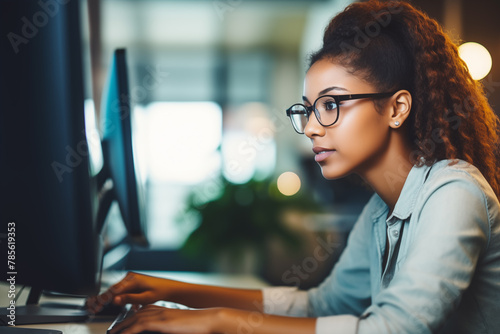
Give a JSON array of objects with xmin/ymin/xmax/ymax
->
[{"xmin": 13, "ymin": 270, "xmax": 268, "ymax": 334}]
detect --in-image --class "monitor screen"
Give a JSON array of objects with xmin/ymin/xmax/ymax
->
[
  {"xmin": 100, "ymin": 49, "xmax": 149, "ymax": 248},
  {"xmin": 0, "ymin": 0, "xmax": 103, "ymax": 325}
]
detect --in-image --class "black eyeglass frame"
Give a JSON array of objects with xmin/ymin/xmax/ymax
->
[{"xmin": 286, "ymin": 91, "xmax": 398, "ymax": 134}]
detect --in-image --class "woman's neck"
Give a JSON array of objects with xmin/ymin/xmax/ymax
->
[{"xmin": 358, "ymin": 137, "xmax": 415, "ymax": 212}]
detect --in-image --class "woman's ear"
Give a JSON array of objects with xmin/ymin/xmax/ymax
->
[{"xmin": 388, "ymin": 90, "xmax": 412, "ymax": 128}]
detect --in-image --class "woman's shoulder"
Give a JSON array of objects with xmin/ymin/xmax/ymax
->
[
  {"xmin": 417, "ymin": 159, "xmax": 499, "ymax": 223},
  {"xmin": 424, "ymin": 159, "xmax": 496, "ymax": 201},
  {"xmin": 409, "ymin": 159, "xmax": 500, "ymax": 257}
]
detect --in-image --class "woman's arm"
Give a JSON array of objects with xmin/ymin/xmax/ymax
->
[
  {"xmin": 87, "ymin": 272, "xmax": 264, "ymax": 313},
  {"xmin": 166, "ymin": 277, "xmax": 264, "ymax": 311},
  {"xmin": 90, "ymin": 272, "xmax": 317, "ymax": 334}
]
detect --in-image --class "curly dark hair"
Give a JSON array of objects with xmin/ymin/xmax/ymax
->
[{"xmin": 309, "ymin": 0, "xmax": 500, "ymax": 199}]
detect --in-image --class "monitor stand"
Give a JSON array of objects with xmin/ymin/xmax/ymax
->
[{"xmin": 0, "ymin": 287, "xmax": 89, "ymax": 326}]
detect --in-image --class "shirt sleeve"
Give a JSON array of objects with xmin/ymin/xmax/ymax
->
[
  {"xmin": 261, "ymin": 286, "xmax": 308, "ymax": 316},
  {"xmin": 261, "ymin": 194, "xmax": 379, "ymax": 320},
  {"xmin": 356, "ymin": 172, "xmax": 491, "ymax": 333},
  {"xmin": 261, "ymin": 287, "xmax": 361, "ymax": 333}
]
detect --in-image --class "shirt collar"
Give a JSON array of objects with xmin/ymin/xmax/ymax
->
[{"xmin": 387, "ymin": 163, "xmax": 434, "ymax": 222}]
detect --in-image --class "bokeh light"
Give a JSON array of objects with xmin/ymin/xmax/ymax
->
[
  {"xmin": 277, "ymin": 172, "xmax": 301, "ymax": 196},
  {"xmin": 458, "ymin": 42, "xmax": 492, "ymax": 80}
]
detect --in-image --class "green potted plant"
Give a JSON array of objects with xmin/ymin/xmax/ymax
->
[{"xmin": 178, "ymin": 176, "xmax": 322, "ymax": 274}]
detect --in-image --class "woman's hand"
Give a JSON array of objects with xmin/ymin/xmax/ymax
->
[
  {"xmin": 109, "ymin": 305, "xmax": 223, "ymax": 334},
  {"xmin": 86, "ymin": 272, "xmax": 179, "ymax": 313},
  {"xmin": 109, "ymin": 305, "xmax": 317, "ymax": 334}
]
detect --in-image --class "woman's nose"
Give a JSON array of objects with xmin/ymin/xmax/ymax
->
[{"xmin": 304, "ymin": 113, "xmax": 325, "ymax": 138}]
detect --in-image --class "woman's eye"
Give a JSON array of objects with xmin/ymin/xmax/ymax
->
[{"xmin": 323, "ymin": 101, "xmax": 337, "ymax": 111}]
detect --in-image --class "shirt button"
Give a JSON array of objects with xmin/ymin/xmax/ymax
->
[{"xmin": 392, "ymin": 229, "xmax": 399, "ymax": 238}]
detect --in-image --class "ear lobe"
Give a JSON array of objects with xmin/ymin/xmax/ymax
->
[{"xmin": 389, "ymin": 90, "xmax": 412, "ymax": 128}]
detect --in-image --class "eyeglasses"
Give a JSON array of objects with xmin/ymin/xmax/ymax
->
[{"xmin": 286, "ymin": 91, "xmax": 397, "ymax": 134}]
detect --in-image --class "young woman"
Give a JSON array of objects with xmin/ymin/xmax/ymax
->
[{"xmin": 88, "ymin": 1, "xmax": 500, "ymax": 333}]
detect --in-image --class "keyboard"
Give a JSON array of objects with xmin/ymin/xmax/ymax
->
[{"xmin": 106, "ymin": 301, "xmax": 190, "ymax": 334}]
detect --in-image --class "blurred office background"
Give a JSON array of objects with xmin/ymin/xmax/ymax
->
[{"xmin": 82, "ymin": 0, "xmax": 500, "ymax": 287}]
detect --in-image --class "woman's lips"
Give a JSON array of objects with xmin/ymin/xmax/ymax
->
[{"xmin": 313, "ymin": 147, "xmax": 336, "ymax": 162}]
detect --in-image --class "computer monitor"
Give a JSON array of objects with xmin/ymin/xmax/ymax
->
[
  {"xmin": 0, "ymin": 0, "xmax": 102, "ymax": 325},
  {"xmin": 98, "ymin": 49, "xmax": 149, "ymax": 253}
]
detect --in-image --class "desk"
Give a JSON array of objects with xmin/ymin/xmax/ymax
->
[{"xmin": 13, "ymin": 271, "xmax": 269, "ymax": 334}]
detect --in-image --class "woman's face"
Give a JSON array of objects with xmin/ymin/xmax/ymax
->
[{"xmin": 303, "ymin": 59, "xmax": 392, "ymax": 179}]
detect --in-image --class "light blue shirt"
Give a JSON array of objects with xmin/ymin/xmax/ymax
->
[{"xmin": 262, "ymin": 159, "xmax": 500, "ymax": 333}]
